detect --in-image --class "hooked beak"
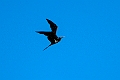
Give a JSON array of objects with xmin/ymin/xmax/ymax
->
[{"xmin": 61, "ymin": 36, "xmax": 65, "ymax": 38}]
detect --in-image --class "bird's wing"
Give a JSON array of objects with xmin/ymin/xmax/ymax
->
[
  {"xmin": 46, "ymin": 19, "xmax": 57, "ymax": 34},
  {"xmin": 43, "ymin": 44, "xmax": 53, "ymax": 51},
  {"xmin": 35, "ymin": 31, "xmax": 51, "ymax": 36}
]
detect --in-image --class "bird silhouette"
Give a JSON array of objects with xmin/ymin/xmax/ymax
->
[{"xmin": 36, "ymin": 19, "xmax": 64, "ymax": 51}]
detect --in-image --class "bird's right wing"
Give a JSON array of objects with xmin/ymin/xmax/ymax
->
[{"xmin": 46, "ymin": 19, "xmax": 58, "ymax": 34}]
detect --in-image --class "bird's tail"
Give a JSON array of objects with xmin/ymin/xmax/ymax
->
[{"xmin": 43, "ymin": 44, "xmax": 52, "ymax": 51}]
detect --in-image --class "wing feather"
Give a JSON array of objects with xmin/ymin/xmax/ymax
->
[{"xmin": 46, "ymin": 19, "xmax": 57, "ymax": 34}]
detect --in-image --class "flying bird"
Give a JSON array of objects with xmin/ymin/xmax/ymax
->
[{"xmin": 35, "ymin": 19, "xmax": 64, "ymax": 51}]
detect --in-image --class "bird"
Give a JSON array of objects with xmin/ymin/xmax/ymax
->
[{"xmin": 35, "ymin": 19, "xmax": 64, "ymax": 51}]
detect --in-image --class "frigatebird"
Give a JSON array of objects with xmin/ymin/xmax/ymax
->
[{"xmin": 35, "ymin": 19, "xmax": 64, "ymax": 51}]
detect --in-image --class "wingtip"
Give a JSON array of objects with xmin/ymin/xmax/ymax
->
[
  {"xmin": 35, "ymin": 31, "xmax": 41, "ymax": 34},
  {"xmin": 46, "ymin": 18, "xmax": 49, "ymax": 20}
]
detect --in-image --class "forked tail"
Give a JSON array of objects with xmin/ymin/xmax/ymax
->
[{"xmin": 43, "ymin": 44, "xmax": 52, "ymax": 51}]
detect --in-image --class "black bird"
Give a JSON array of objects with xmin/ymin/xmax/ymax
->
[{"xmin": 36, "ymin": 19, "xmax": 64, "ymax": 51}]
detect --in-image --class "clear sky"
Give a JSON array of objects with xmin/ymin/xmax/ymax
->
[{"xmin": 0, "ymin": 0, "xmax": 120, "ymax": 80}]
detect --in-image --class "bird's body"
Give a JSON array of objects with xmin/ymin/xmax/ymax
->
[{"xmin": 36, "ymin": 19, "xmax": 64, "ymax": 50}]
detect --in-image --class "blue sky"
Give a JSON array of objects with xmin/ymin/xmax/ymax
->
[{"xmin": 0, "ymin": 0, "xmax": 120, "ymax": 80}]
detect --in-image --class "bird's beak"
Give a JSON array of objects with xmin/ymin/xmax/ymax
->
[{"xmin": 61, "ymin": 36, "xmax": 65, "ymax": 38}]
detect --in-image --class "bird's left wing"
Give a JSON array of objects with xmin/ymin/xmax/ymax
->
[
  {"xmin": 46, "ymin": 19, "xmax": 58, "ymax": 34},
  {"xmin": 35, "ymin": 31, "xmax": 51, "ymax": 36}
]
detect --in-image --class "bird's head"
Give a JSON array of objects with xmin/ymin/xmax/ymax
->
[{"xmin": 58, "ymin": 36, "xmax": 65, "ymax": 41}]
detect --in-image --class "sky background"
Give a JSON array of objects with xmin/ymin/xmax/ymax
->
[{"xmin": 0, "ymin": 0, "xmax": 120, "ymax": 80}]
